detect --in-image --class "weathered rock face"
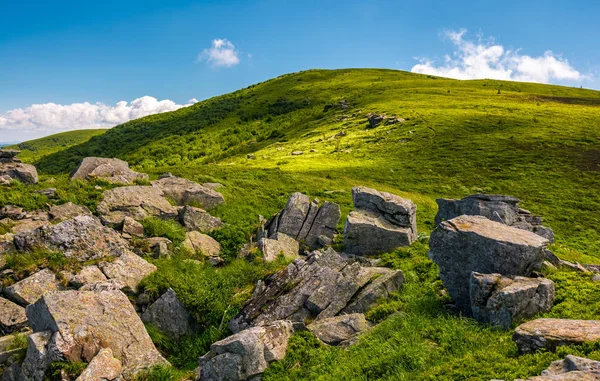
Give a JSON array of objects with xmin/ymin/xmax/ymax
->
[
  {"xmin": 76, "ymin": 347, "xmax": 123, "ymax": 381},
  {"xmin": 513, "ymin": 318, "xmax": 600, "ymax": 354},
  {"xmin": 0, "ymin": 297, "xmax": 27, "ymax": 334},
  {"xmin": 20, "ymin": 330, "xmax": 56, "ymax": 381},
  {"xmin": 69, "ymin": 266, "xmax": 108, "ymax": 289},
  {"xmin": 98, "ymin": 251, "xmax": 157, "ymax": 292},
  {"xmin": 151, "ymin": 176, "xmax": 225, "ymax": 210},
  {"xmin": 179, "ymin": 205, "xmax": 223, "ymax": 233},
  {"xmin": 0, "ymin": 150, "xmax": 38, "ymax": 184},
  {"xmin": 261, "ymin": 193, "xmax": 340, "ymax": 250},
  {"xmin": 198, "ymin": 320, "xmax": 293, "ymax": 381},
  {"xmin": 428, "ymin": 215, "xmax": 548, "ymax": 313},
  {"xmin": 70, "ymin": 157, "xmax": 148, "ymax": 184},
  {"xmin": 229, "ymin": 248, "xmax": 403, "ymax": 333},
  {"xmin": 182, "ymin": 231, "xmax": 221, "ymax": 258},
  {"xmin": 307, "ymin": 313, "xmax": 372, "ymax": 346},
  {"xmin": 4, "ymin": 269, "xmax": 61, "ymax": 306},
  {"xmin": 435, "ymin": 194, "xmax": 554, "ymax": 242},
  {"xmin": 48, "ymin": 202, "xmax": 91, "ymax": 222},
  {"xmin": 344, "ymin": 186, "xmax": 417, "ymax": 255},
  {"xmin": 96, "ymin": 186, "xmax": 178, "ymax": 225},
  {"xmin": 528, "ymin": 355, "xmax": 600, "ymax": 381},
  {"xmin": 470, "ymin": 272, "xmax": 554, "ymax": 329},
  {"xmin": 258, "ymin": 233, "xmax": 300, "ymax": 262},
  {"xmin": 122, "ymin": 216, "xmax": 144, "ymax": 238},
  {"xmin": 142, "ymin": 289, "xmax": 196, "ymax": 339},
  {"xmin": 26, "ymin": 290, "xmax": 169, "ymax": 376},
  {"xmin": 14, "ymin": 215, "xmax": 130, "ymax": 261}
]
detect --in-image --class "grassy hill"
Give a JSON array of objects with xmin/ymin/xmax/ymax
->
[{"xmin": 2, "ymin": 69, "xmax": 600, "ymax": 380}]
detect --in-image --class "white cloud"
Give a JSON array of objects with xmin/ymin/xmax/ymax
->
[
  {"xmin": 0, "ymin": 96, "xmax": 197, "ymax": 135},
  {"xmin": 411, "ymin": 29, "xmax": 583, "ymax": 84},
  {"xmin": 198, "ymin": 38, "xmax": 240, "ymax": 68}
]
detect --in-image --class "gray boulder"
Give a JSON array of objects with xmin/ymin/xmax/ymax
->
[
  {"xmin": 20, "ymin": 331, "xmax": 56, "ymax": 381},
  {"xmin": 142, "ymin": 289, "xmax": 196, "ymax": 339},
  {"xmin": 121, "ymin": 216, "xmax": 144, "ymax": 238},
  {"xmin": 470, "ymin": 272, "xmax": 554, "ymax": 329},
  {"xmin": 258, "ymin": 233, "xmax": 299, "ymax": 262},
  {"xmin": 513, "ymin": 318, "xmax": 600, "ymax": 354},
  {"xmin": 70, "ymin": 157, "xmax": 148, "ymax": 184},
  {"xmin": 435, "ymin": 194, "xmax": 554, "ymax": 242},
  {"xmin": 307, "ymin": 313, "xmax": 372, "ymax": 346},
  {"xmin": 151, "ymin": 176, "xmax": 225, "ymax": 210},
  {"xmin": 344, "ymin": 186, "xmax": 417, "ymax": 255},
  {"xmin": 69, "ymin": 266, "xmax": 108, "ymax": 288},
  {"xmin": 429, "ymin": 215, "xmax": 549, "ymax": 314},
  {"xmin": 534, "ymin": 355, "xmax": 600, "ymax": 380},
  {"xmin": 4, "ymin": 269, "xmax": 61, "ymax": 306},
  {"xmin": 182, "ymin": 231, "xmax": 221, "ymax": 258},
  {"xmin": 198, "ymin": 320, "xmax": 293, "ymax": 381},
  {"xmin": 179, "ymin": 205, "xmax": 223, "ymax": 233},
  {"xmin": 0, "ymin": 297, "xmax": 27, "ymax": 334},
  {"xmin": 96, "ymin": 186, "xmax": 178, "ymax": 225},
  {"xmin": 98, "ymin": 251, "xmax": 157, "ymax": 292},
  {"xmin": 48, "ymin": 202, "xmax": 91, "ymax": 222},
  {"xmin": 341, "ymin": 267, "xmax": 405, "ymax": 314},
  {"xmin": 75, "ymin": 347, "xmax": 123, "ymax": 381},
  {"xmin": 0, "ymin": 160, "xmax": 38, "ymax": 184}
]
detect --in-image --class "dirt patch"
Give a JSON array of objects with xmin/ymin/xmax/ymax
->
[
  {"xmin": 536, "ymin": 96, "xmax": 600, "ymax": 106},
  {"xmin": 577, "ymin": 149, "xmax": 600, "ymax": 171}
]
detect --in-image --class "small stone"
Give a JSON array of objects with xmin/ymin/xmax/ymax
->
[
  {"xmin": 291, "ymin": 151, "xmax": 304, "ymax": 156},
  {"xmin": 307, "ymin": 313, "xmax": 372, "ymax": 346}
]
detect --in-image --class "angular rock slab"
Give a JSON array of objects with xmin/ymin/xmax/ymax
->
[
  {"xmin": 513, "ymin": 318, "xmax": 600, "ymax": 354},
  {"xmin": 179, "ymin": 205, "xmax": 223, "ymax": 233},
  {"xmin": 76, "ymin": 347, "xmax": 123, "ymax": 381},
  {"xmin": 96, "ymin": 186, "xmax": 178, "ymax": 225},
  {"xmin": 428, "ymin": 215, "xmax": 548, "ymax": 313},
  {"xmin": 151, "ymin": 176, "xmax": 224, "ymax": 210},
  {"xmin": 307, "ymin": 313, "xmax": 372, "ymax": 346},
  {"xmin": 70, "ymin": 157, "xmax": 148, "ymax": 184},
  {"xmin": 48, "ymin": 202, "xmax": 92, "ymax": 222},
  {"xmin": 69, "ymin": 266, "xmax": 108, "ymax": 288},
  {"xmin": 142, "ymin": 288, "xmax": 196, "ymax": 339},
  {"xmin": 198, "ymin": 320, "xmax": 293, "ymax": 381},
  {"xmin": 0, "ymin": 162, "xmax": 38, "ymax": 184},
  {"xmin": 182, "ymin": 231, "xmax": 221, "ymax": 257},
  {"xmin": 4, "ymin": 268, "xmax": 61, "ymax": 306},
  {"xmin": 26, "ymin": 290, "xmax": 169, "ymax": 376},
  {"xmin": 98, "ymin": 251, "xmax": 157, "ymax": 292},
  {"xmin": 0, "ymin": 297, "xmax": 27, "ymax": 334},
  {"xmin": 470, "ymin": 272, "xmax": 554, "ymax": 329},
  {"xmin": 258, "ymin": 233, "xmax": 299, "ymax": 262}
]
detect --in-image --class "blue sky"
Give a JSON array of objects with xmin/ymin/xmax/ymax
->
[{"xmin": 1, "ymin": 0, "xmax": 599, "ymax": 141}]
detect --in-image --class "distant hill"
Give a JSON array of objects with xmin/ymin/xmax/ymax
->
[
  {"xmin": 0, "ymin": 142, "xmax": 20, "ymax": 148},
  {"xmin": 8, "ymin": 129, "xmax": 107, "ymax": 162}
]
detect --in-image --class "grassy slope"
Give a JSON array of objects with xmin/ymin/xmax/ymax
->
[{"xmin": 3, "ymin": 69, "xmax": 600, "ymax": 380}]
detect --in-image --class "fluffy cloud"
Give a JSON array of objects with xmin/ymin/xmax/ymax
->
[
  {"xmin": 411, "ymin": 30, "xmax": 583, "ymax": 84},
  {"xmin": 0, "ymin": 96, "xmax": 197, "ymax": 134},
  {"xmin": 198, "ymin": 38, "xmax": 240, "ymax": 67}
]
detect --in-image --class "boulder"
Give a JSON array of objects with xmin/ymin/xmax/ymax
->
[
  {"xmin": 14, "ymin": 215, "xmax": 130, "ymax": 261},
  {"xmin": 26, "ymin": 290, "xmax": 169, "ymax": 376},
  {"xmin": 344, "ymin": 186, "xmax": 417, "ymax": 255},
  {"xmin": 4, "ymin": 269, "xmax": 61, "ymax": 306},
  {"xmin": 366, "ymin": 113, "xmax": 385, "ymax": 128},
  {"xmin": 70, "ymin": 157, "xmax": 148, "ymax": 184},
  {"xmin": 151, "ymin": 176, "xmax": 225, "ymax": 210},
  {"xmin": 229, "ymin": 248, "xmax": 403, "ymax": 333},
  {"xmin": 69, "ymin": 266, "xmax": 108, "ymax": 288},
  {"xmin": 307, "ymin": 313, "xmax": 372, "ymax": 346},
  {"xmin": 48, "ymin": 202, "xmax": 91, "ymax": 222},
  {"xmin": 20, "ymin": 331, "xmax": 56, "ymax": 381},
  {"xmin": 97, "ymin": 186, "xmax": 178, "ymax": 225},
  {"xmin": 179, "ymin": 205, "xmax": 223, "ymax": 233},
  {"xmin": 513, "ymin": 318, "xmax": 600, "ymax": 354},
  {"xmin": 98, "ymin": 251, "xmax": 157, "ymax": 292},
  {"xmin": 182, "ymin": 231, "xmax": 221, "ymax": 257},
  {"xmin": 470, "ymin": 272, "xmax": 554, "ymax": 329},
  {"xmin": 340, "ymin": 267, "xmax": 405, "ymax": 314},
  {"xmin": 141, "ymin": 289, "xmax": 196, "ymax": 339},
  {"xmin": 435, "ymin": 194, "xmax": 554, "ymax": 242},
  {"xmin": 428, "ymin": 215, "xmax": 549, "ymax": 313},
  {"xmin": 0, "ymin": 206, "xmax": 25, "ymax": 220},
  {"xmin": 523, "ymin": 355, "xmax": 600, "ymax": 380},
  {"xmin": 258, "ymin": 233, "xmax": 299, "ymax": 262},
  {"xmin": 0, "ymin": 162, "xmax": 38, "ymax": 184},
  {"xmin": 198, "ymin": 320, "xmax": 293, "ymax": 381},
  {"xmin": 0, "ymin": 297, "xmax": 27, "ymax": 334},
  {"xmin": 75, "ymin": 347, "xmax": 123, "ymax": 381},
  {"xmin": 121, "ymin": 216, "xmax": 144, "ymax": 237}
]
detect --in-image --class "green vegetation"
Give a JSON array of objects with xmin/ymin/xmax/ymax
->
[{"xmin": 141, "ymin": 217, "xmax": 187, "ymax": 245}]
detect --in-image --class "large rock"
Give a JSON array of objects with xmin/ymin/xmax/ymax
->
[
  {"xmin": 179, "ymin": 205, "xmax": 223, "ymax": 233},
  {"xmin": 307, "ymin": 313, "xmax": 372, "ymax": 346},
  {"xmin": 14, "ymin": 215, "xmax": 130, "ymax": 261},
  {"xmin": 70, "ymin": 157, "xmax": 148, "ymax": 184},
  {"xmin": 26, "ymin": 289, "xmax": 169, "ymax": 376},
  {"xmin": 96, "ymin": 186, "xmax": 178, "ymax": 225},
  {"xmin": 470, "ymin": 272, "xmax": 554, "ymax": 329},
  {"xmin": 48, "ymin": 202, "xmax": 91, "ymax": 222},
  {"xmin": 198, "ymin": 320, "xmax": 293, "ymax": 381},
  {"xmin": 98, "ymin": 251, "xmax": 157, "ymax": 292},
  {"xmin": 142, "ymin": 289, "xmax": 196, "ymax": 339},
  {"xmin": 182, "ymin": 231, "xmax": 221, "ymax": 257},
  {"xmin": 75, "ymin": 347, "xmax": 123, "ymax": 381},
  {"xmin": 344, "ymin": 186, "xmax": 417, "ymax": 255},
  {"xmin": 435, "ymin": 194, "xmax": 554, "ymax": 242},
  {"xmin": 4, "ymin": 269, "xmax": 61, "ymax": 306},
  {"xmin": 428, "ymin": 215, "xmax": 549, "ymax": 313},
  {"xmin": 69, "ymin": 266, "xmax": 108, "ymax": 288},
  {"xmin": 340, "ymin": 267, "xmax": 405, "ymax": 314},
  {"xmin": 0, "ymin": 297, "xmax": 27, "ymax": 334},
  {"xmin": 229, "ymin": 248, "xmax": 403, "ymax": 333},
  {"xmin": 151, "ymin": 175, "xmax": 225, "ymax": 210},
  {"xmin": 261, "ymin": 193, "xmax": 340, "ymax": 250},
  {"xmin": 513, "ymin": 318, "xmax": 600, "ymax": 354},
  {"xmin": 258, "ymin": 233, "xmax": 299, "ymax": 262},
  {"xmin": 0, "ymin": 162, "xmax": 38, "ymax": 184},
  {"xmin": 20, "ymin": 331, "xmax": 56, "ymax": 381}
]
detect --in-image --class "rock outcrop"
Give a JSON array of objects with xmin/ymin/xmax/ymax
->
[
  {"xmin": 258, "ymin": 233, "xmax": 300, "ymax": 262},
  {"xmin": 97, "ymin": 185, "xmax": 178, "ymax": 225},
  {"xmin": 151, "ymin": 175, "xmax": 225, "ymax": 210},
  {"xmin": 307, "ymin": 313, "xmax": 372, "ymax": 346},
  {"xmin": 513, "ymin": 318, "xmax": 600, "ymax": 354},
  {"xmin": 429, "ymin": 215, "xmax": 549, "ymax": 313},
  {"xmin": 198, "ymin": 320, "xmax": 293, "ymax": 381},
  {"xmin": 344, "ymin": 186, "xmax": 417, "ymax": 255},
  {"xmin": 141, "ymin": 288, "xmax": 196, "ymax": 339},
  {"xmin": 0, "ymin": 149, "xmax": 38, "ymax": 184},
  {"xmin": 4, "ymin": 269, "xmax": 61, "ymax": 306},
  {"xmin": 435, "ymin": 194, "xmax": 554, "ymax": 242},
  {"xmin": 260, "ymin": 193, "xmax": 340, "ymax": 250},
  {"xmin": 470, "ymin": 272, "xmax": 554, "ymax": 329},
  {"xmin": 229, "ymin": 248, "xmax": 403, "ymax": 333},
  {"xmin": 179, "ymin": 205, "xmax": 223, "ymax": 233},
  {"xmin": 70, "ymin": 157, "xmax": 148, "ymax": 184}
]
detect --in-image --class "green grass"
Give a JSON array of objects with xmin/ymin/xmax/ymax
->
[{"xmin": 141, "ymin": 217, "xmax": 187, "ymax": 245}]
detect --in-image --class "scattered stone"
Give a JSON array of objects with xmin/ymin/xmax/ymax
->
[
  {"xmin": 291, "ymin": 151, "xmax": 304, "ymax": 156},
  {"xmin": 48, "ymin": 202, "xmax": 91, "ymax": 222},
  {"xmin": 122, "ymin": 216, "xmax": 144, "ymax": 237},
  {"xmin": 344, "ymin": 186, "xmax": 417, "ymax": 255},
  {"xmin": 429, "ymin": 215, "xmax": 549, "ymax": 314},
  {"xmin": 309, "ymin": 149, "xmax": 317, "ymax": 153},
  {"xmin": 70, "ymin": 157, "xmax": 148, "ymax": 184},
  {"xmin": 258, "ymin": 233, "xmax": 300, "ymax": 262},
  {"xmin": 513, "ymin": 318, "xmax": 600, "ymax": 354},
  {"xmin": 0, "ymin": 206, "xmax": 25, "ymax": 220},
  {"xmin": 69, "ymin": 266, "xmax": 108, "ymax": 288},
  {"xmin": 34, "ymin": 188, "xmax": 56, "ymax": 198},
  {"xmin": 385, "ymin": 117, "xmax": 405, "ymax": 125},
  {"xmin": 528, "ymin": 355, "xmax": 600, "ymax": 380},
  {"xmin": 97, "ymin": 185, "xmax": 179, "ymax": 225},
  {"xmin": 79, "ymin": 279, "xmax": 125, "ymax": 292},
  {"xmin": 0, "ymin": 297, "xmax": 27, "ymax": 334},
  {"xmin": 179, "ymin": 205, "xmax": 223, "ymax": 233},
  {"xmin": 26, "ymin": 289, "xmax": 169, "ymax": 376},
  {"xmin": 76, "ymin": 347, "xmax": 123, "ymax": 381},
  {"xmin": 366, "ymin": 113, "xmax": 385, "ymax": 128},
  {"xmin": 198, "ymin": 320, "xmax": 293, "ymax": 381},
  {"xmin": 151, "ymin": 176, "xmax": 225, "ymax": 210},
  {"xmin": 435, "ymin": 194, "xmax": 555, "ymax": 242},
  {"xmin": 470, "ymin": 272, "xmax": 554, "ymax": 329},
  {"xmin": 4, "ymin": 269, "xmax": 61, "ymax": 306},
  {"xmin": 98, "ymin": 251, "xmax": 157, "ymax": 292},
  {"xmin": 247, "ymin": 154, "xmax": 256, "ymax": 160},
  {"xmin": 142, "ymin": 289, "xmax": 196, "ymax": 339},
  {"xmin": 307, "ymin": 313, "xmax": 372, "ymax": 346},
  {"xmin": 182, "ymin": 231, "xmax": 221, "ymax": 257},
  {"xmin": 559, "ymin": 260, "xmax": 590, "ymax": 273}
]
